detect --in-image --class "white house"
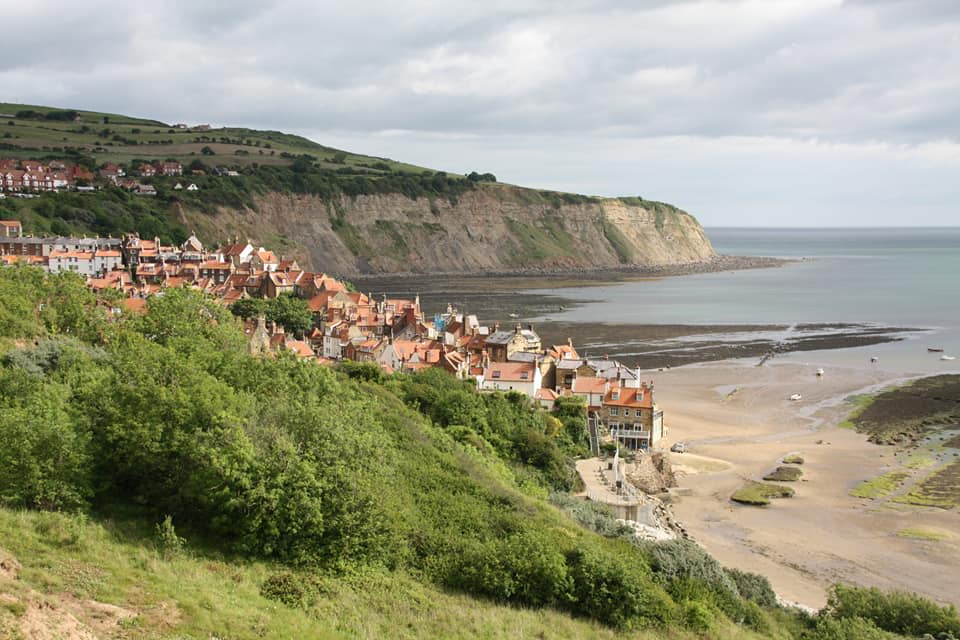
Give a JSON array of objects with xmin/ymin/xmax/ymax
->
[{"xmin": 477, "ymin": 361, "xmax": 542, "ymax": 399}]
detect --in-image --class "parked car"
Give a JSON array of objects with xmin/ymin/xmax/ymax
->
[{"xmin": 670, "ymin": 442, "xmax": 687, "ymax": 454}]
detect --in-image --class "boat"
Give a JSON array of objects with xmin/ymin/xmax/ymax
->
[
  {"xmin": 789, "ymin": 393, "xmax": 802, "ymax": 401},
  {"xmin": 942, "ymin": 355, "xmax": 957, "ymax": 361},
  {"xmin": 870, "ymin": 357, "xmax": 879, "ymax": 363},
  {"xmin": 928, "ymin": 347, "xmax": 945, "ymax": 353},
  {"xmin": 508, "ymin": 312, "xmax": 519, "ymax": 319},
  {"xmin": 816, "ymin": 368, "xmax": 824, "ymax": 377}
]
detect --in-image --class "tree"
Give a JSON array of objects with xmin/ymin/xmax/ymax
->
[
  {"xmin": 201, "ymin": 146, "xmax": 216, "ymax": 156},
  {"xmin": 268, "ymin": 294, "xmax": 312, "ymax": 337}
]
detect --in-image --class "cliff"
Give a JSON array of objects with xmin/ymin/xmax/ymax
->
[{"xmin": 191, "ymin": 183, "xmax": 715, "ymax": 276}]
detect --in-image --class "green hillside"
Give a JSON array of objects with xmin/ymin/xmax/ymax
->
[
  {"xmin": 0, "ymin": 103, "xmax": 692, "ymax": 267},
  {"xmin": 3, "ymin": 266, "xmax": 960, "ymax": 638}
]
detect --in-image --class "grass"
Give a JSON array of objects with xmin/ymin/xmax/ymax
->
[
  {"xmin": 896, "ymin": 527, "xmax": 951, "ymax": 541},
  {"xmin": 731, "ymin": 482, "xmax": 795, "ymax": 506},
  {"xmin": 0, "ymin": 508, "xmax": 776, "ymax": 640},
  {"xmin": 598, "ymin": 216, "xmax": 635, "ymax": 264},
  {"xmin": 782, "ymin": 455, "xmax": 804, "ymax": 465},
  {"xmin": 0, "ymin": 102, "xmax": 439, "ymax": 174},
  {"xmin": 763, "ymin": 466, "xmax": 803, "ymax": 482},
  {"xmin": 503, "ymin": 216, "xmax": 579, "ymax": 264},
  {"xmin": 849, "ymin": 471, "xmax": 910, "ymax": 499}
]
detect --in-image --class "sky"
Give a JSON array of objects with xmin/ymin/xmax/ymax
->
[{"xmin": 2, "ymin": 0, "xmax": 959, "ymax": 226}]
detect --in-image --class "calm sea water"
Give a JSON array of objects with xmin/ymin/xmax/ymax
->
[{"xmin": 529, "ymin": 228, "xmax": 960, "ymax": 373}]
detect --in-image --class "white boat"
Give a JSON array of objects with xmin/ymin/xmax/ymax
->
[
  {"xmin": 942, "ymin": 355, "xmax": 956, "ymax": 361},
  {"xmin": 789, "ymin": 393, "xmax": 802, "ymax": 401},
  {"xmin": 870, "ymin": 357, "xmax": 879, "ymax": 363},
  {"xmin": 816, "ymin": 368, "xmax": 824, "ymax": 377},
  {"xmin": 508, "ymin": 312, "xmax": 519, "ymax": 319}
]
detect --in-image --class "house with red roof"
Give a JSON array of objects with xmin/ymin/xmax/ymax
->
[
  {"xmin": 598, "ymin": 382, "xmax": 664, "ymax": 450},
  {"xmin": 477, "ymin": 360, "xmax": 542, "ymax": 398}
]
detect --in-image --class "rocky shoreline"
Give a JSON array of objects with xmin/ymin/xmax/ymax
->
[{"xmin": 353, "ymin": 254, "xmax": 789, "ymax": 282}]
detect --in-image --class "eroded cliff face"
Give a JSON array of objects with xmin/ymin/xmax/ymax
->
[{"xmin": 192, "ymin": 183, "xmax": 715, "ymax": 276}]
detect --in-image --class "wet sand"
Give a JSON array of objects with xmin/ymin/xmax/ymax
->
[{"xmin": 652, "ymin": 360, "xmax": 960, "ymax": 610}]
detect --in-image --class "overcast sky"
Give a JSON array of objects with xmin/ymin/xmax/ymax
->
[{"xmin": 3, "ymin": 0, "xmax": 959, "ymax": 226}]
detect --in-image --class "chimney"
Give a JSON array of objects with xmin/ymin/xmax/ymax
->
[{"xmin": 515, "ymin": 322, "xmax": 522, "ymax": 334}]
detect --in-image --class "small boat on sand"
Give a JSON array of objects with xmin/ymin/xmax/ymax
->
[
  {"xmin": 928, "ymin": 347, "xmax": 945, "ymax": 353},
  {"xmin": 790, "ymin": 393, "xmax": 802, "ymax": 401},
  {"xmin": 816, "ymin": 368, "xmax": 824, "ymax": 377},
  {"xmin": 870, "ymin": 357, "xmax": 879, "ymax": 363},
  {"xmin": 942, "ymin": 355, "xmax": 957, "ymax": 361}
]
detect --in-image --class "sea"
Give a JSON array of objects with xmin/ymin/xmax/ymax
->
[{"xmin": 525, "ymin": 227, "xmax": 960, "ymax": 374}]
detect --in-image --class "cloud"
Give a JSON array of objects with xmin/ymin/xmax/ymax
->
[{"xmin": 1, "ymin": 0, "xmax": 958, "ymax": 224}]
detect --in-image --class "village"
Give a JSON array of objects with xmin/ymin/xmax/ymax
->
[
  {"xmin": 0, "ymin": 156, "xmax": 202, "ymax": 197},
  {"xmin": 0, "ymin": 219, "xmax": 666, "ymax": 454}
]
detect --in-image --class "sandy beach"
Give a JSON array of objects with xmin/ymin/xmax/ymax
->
[{"xmin": 652, "ymin": 359, "xmax": 960, "ymax": 610}]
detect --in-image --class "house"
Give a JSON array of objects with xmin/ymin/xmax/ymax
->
[
  {"xmin": 138, "ymin": 164, "xmax": 157, "ymax": 177},
  {"xmin": 186, "ymin": 183, "xmax": 198, "ymax": 191},
  {"xmin": 47, "ymin": 250, "xmax": 97, "ymax": 276},
  {"xmin": 477, "ymin": 360, "xmax": 542, "ymax": 398},
  {"xmin": 135, "ymin": 184, "xmax": 157, "ymax": 196},
  {"xmin": 173, "ymin": 182, "xmax": 183, "ymax": 190},
  {"xmin": 598, "ymin": 382, "xmax": 664, "ymax": 450},
  {"xmin": 484, "ymin": 323, "xmax": 542, "ymax": 362},
  {"xmin": 250, "ymin": 248, "xmax": 279, "ymax": 272},
  {"xmin": 159, "ymin": 161, "xmax": 183, "ymax": 176},
  {"xmin": 535, "ymin": 388, "xmax": 559, "ymax": 410},
  {"xmin": 99, "ymin": 163, "xmax": 125, "ymax": 182},
  {"xmin": 198, "ymin": 260, "xmax": 234, "ymax": 284},
  {"xmin": 221, "ymin": 241, "xmax": 254, "ymax": 267},
  {"xmin": 0, "ymin": 220, "xmax": 22, "ymax": 237},
  {"xmin": 570, "ymin": 375, "xmax": 609, "ymax": 411}
]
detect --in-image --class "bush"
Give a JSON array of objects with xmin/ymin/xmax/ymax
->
[
  {"xmin": 683, "ymin": 600, "xmax": 714, "ymax": 633},
  {"xmin": 823, "ymin": 584, "xmax": 960, "ymax": 637},
  {"xmin": 566, "ymin": 545, "xmax": 674, "ymax": 629},
  {"xmin": 260, "ymin": 571, "xmax": 317, "ymax": 608},
  {"xmin": 155, "ymin": 515, "xmax": 185, "ymax": 557},
  {"xmin": 808, "ymin": 615, "xmax": 901, "ymax": 640},
  {"xmin": 640, "ymin": 539, "xmax": 739, "ymax": 599},
  {"xmin": 724, "ymin": 567, "xmax": 778, "ymax": 608}
]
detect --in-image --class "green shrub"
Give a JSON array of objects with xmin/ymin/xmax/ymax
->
[
  {"xmin": 724, "ymin": 567, "xmax": 778, "ymax": 607},
  {"xmin": 548, "ymin": 493, "xmax": 633, "ymax": 538},
  {"xmin": 155, "ymin": 515, "xmax": 185, "ymax": 557},
  {"xmin": 566, "ymin": 545, "xmax": 674, "ymax": 629},
  {"xmin": 260, "ymin": 571, "xmax": 317, "ymax": 608},
  {"xmin": 808, "ymin": 615, "xmax": 901, "ymax": 640},
  {"xmin": 683, "ymin": 600, "xmax": 714, "ymax": 633},
  {"xmin": 640, "ymin": 539, "xmax": 739, "ymax": 599},
  {"xmin": 823, "ymin": 584, "xmax": 960, "ymax": 637}
]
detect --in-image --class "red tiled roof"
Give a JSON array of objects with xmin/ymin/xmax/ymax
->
[
  {"xmin": 603, "ymin": 386, "xmax": 654, "ymax": 409},
  {"xmin": 483, "ymin": 361, "xmax": 537, "ymax": 382}
]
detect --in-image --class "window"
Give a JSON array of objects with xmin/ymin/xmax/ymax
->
[
  {"xmin": 636, "ymin": 409, "xmax": 643, "ymax": 417},
  {"xmin": 520, "ymin": 371, "xmax": 529, "ymax": 380},
  {"xmin": 611, "ymin": 391, "xmax": 620, "ymax": 400},
  {"xmin": 491, "ymin": 370, "xmax": 501, "ymax": 379},
  {"xmin": 609, "ymin": 407, "xmax": 619, "ymax": 416}
]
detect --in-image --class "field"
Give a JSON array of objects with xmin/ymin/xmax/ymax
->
[{"xmin": 0, "ymin": 102, "xmax": 434, "ymax": 175}]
